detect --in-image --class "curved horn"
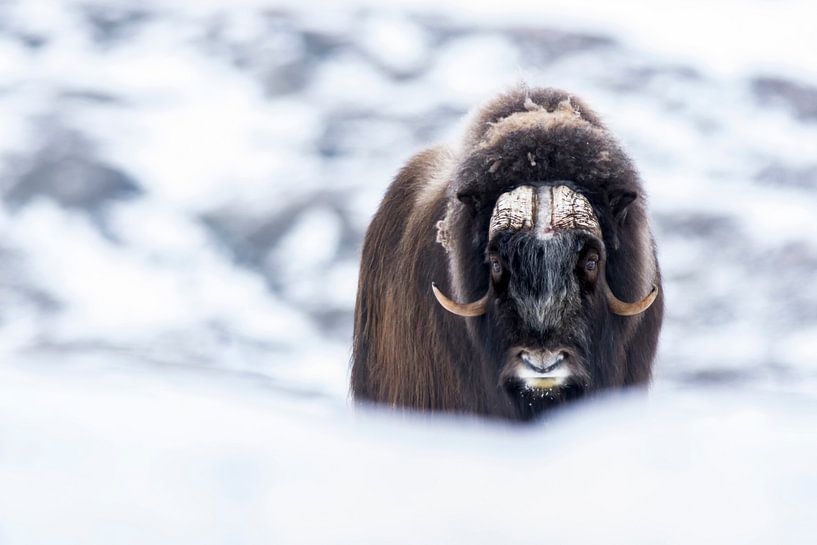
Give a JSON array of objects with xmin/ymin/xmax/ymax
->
[
  {"xmin": 431, "ymin": 283, "xmax": 489, "ymax": 317},
  {"xmin": 605, "ymin": 284, "xmax": 658, "ymax": 316}
]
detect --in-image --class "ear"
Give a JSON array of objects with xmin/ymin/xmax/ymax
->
[
  {"xmin": 456, "ymin": 191, "xmax": 485, "ymax": 213},
  {"xmin": 609, "ymin": 191, "xmax": 637, "ymax": 225}
]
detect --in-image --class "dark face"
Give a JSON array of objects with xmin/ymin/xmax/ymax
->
[
  {"xmin": 434, "ymin": 183, "xmax": 656, "ymax": 418},
  {"xmin": 480, "ymin": 228, "xmax": 608, "ymax": 413}
]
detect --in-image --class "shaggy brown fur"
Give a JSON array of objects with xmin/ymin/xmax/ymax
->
[{"xmin": 352, "ymin": 86, "xmax": 663, "ymax": 420}]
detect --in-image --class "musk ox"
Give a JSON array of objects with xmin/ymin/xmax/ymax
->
[{"xmin": 352, "ymin": 87, "xmax": 663, "ymax": 420}]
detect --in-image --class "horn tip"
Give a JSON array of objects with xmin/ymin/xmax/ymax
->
[{"xmin": 607, "ymin": 282, "xmax": 659, "ymax": 317}]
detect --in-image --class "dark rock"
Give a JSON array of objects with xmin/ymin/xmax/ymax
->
[
  {"xmin": 18, "ymin": 32, "xmax": 48, "ymax": 50},
  {"xmin": 301, "ymin": 27, "xmax": 351, "ymax": 60},
  {"xmin": 409, "ymin": 104, "xmax": 467, "ymax": 142},
  {"xmin": 676, "ymin": 367, "xmax": 755, "ymax": 386},
  {"xmin": 201, "ymin": 191, "xmax": 362, "ymax": 284},
  {"xmin": 310, "ymin": 308, "xmax": 354, "ymax": 339},
  {"xmin": 78, "ymin": 3, "xmax": 153, "ymax": 46},
  {"xmin": 753, "ymin": 242, "xmax": 817, "ymax": 327},
  {"xmin": 507, "ymin": 27, "xmax": 615, "ymax": 65},
  {"xmin": 317, "ymin": 110, "xmax": 400, "ymax": 158},
  {"xmin": 2, "ymin": 124, "xmax": 142, "ymax": 211},
  {"xmin": 0, "ymin": 244, "xmax": 61, "ymax": 323},
  {"xmin": 318, "ymin": 106, "xmax": 462, "ymax": 159},
  {"xmin": 58, "ymin": 88, "xmax": 124, "ymax": 105},
  {"xmin": 755, "ymin": 163, "xmax": 817, "ymax": 189},
  {"xmin": 415, "ymin": 15, "xmax": 615, "ymax": 65},
  {"xmin": 752, "ymin": 76, "xmax": 817, "ymax": 122},
  {"xmin": 199, "ymin": 10, "xmax": 352, "ymax": 97},
  {"xmin": 602, "ymin": 64, "xmax": 701, "ymax": 94},
  {"xmin": 202, "ymin": 195, "xmax": 361, "ymax": 338},
  {"xmin": 654, "ymin": 211, "xmax": 739, "ymax": 242}
]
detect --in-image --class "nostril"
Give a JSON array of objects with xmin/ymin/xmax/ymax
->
[
  {"xmin": 519, "ymin": 351, "xmax": 540, "ymax": 371},
  {"xmin": 559, "ymin": 351, "xmax": 570, "ymax": 361}
]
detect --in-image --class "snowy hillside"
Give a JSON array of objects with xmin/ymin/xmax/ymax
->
[{"xmin": 0, "ymin": 0, "xmax": 816, "ymax": 542}]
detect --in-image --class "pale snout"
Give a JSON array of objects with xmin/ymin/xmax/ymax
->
[{"xmin": 503, "ymin": 348, "xmax": 576, "ymax": 389}]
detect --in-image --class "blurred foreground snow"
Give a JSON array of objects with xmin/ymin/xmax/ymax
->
[
  {"xmin": 1, "ymin": 0, "xmax": 817, "ymax": 541},
  {"xmin": 1, "ymin": 362, "xmax": 815, "ymax": 544}
]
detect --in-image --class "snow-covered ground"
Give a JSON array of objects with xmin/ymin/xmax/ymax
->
[
  {"xmin": 1, "ymin": 0, "xmax": 816, "ymax": 542},
  {"xmin": 2, "ymin": 362, "xmax": 816, "ymax": 544}
]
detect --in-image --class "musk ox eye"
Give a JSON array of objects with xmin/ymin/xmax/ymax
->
[
  {"xmin": 490, "ymin": 257, "xmax": 502, "ymax": 278},
  {"xmin": 583, "ymin": 253, "xmax": 599, "ymax": 273}
]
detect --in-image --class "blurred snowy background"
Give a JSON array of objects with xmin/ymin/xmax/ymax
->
[{"xmin": 1, "ymin": 0, "xmax": 817, "ymax": 543}]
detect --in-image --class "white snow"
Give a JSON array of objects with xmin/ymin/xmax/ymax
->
[
  {"xmin": 0, "ymin": 363, "xmax": 815, "ymax": 544},
  {"xmin": 357, "ymin": 12, "xmax": 431, "ymax": 75}
]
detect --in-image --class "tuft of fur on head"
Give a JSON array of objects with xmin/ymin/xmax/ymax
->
[
  {"xmin": 461, "ymin": 87, "xmax": 604, "ymax": 148},
  {"xmin": 453, "ymin": 86, "xmax": 637, "ymax": 204},
  {"xmin": 478, "ymin": 98, "xmax": 600, "ymax": 151}
]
